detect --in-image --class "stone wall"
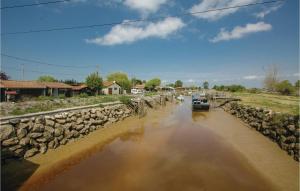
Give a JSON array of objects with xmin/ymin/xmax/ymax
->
[
  {"xmin": 224, "ymin": 102, "xmax": 299, "ymax": 161},
  {"xmin": 1, "ymin": 104, "xmax": 132, "ymax": 160},
  {"xmin": 0, "ymin": 95, "xmax": 172, "ymax": 161}
]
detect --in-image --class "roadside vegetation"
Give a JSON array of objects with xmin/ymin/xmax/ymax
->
[
  {"xmin": 1, "ymin": 95, "xmax": 132, "ymax": 117},
  {"xmin": 211, "ymin": 64, "xmax": 299, "ymax": 115},
  {"xmin": 232, "ymin": 92, "xmax": 299, "ymax": 115}
]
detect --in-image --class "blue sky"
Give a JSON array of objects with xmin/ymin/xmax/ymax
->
[{"xmin": 1, "ymin": 0, "xmax": 299, "ymax": 87}]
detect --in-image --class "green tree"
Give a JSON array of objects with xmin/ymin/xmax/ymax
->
[
  {"xmin": 174, "ymin": 80, "xmax": 183, "ymax": 88},
  {"xmin": 145, "ymin": 78, "xmax": 161, "ymax": 90},
  {"xmin": 166, "ymin": 83, "xmax": 175, "ymax": 88},
  {"xmin": 37, "ymin": 75, "xmax": 57, "ymax": 82},
  {"xmin": 275, "ymin": 80, "xmax": 295, "ymax": 95},
  {"xmin": 131, "ymin": 77, "xmax": 143, "ymax": 86},
  {"xmin": 86, "ymin": 72, "xmax": 103, "ymax": 94},
  {"xmin": 295, "ymin": 80, "xmax": 300, "ymax": 87},
  {"xmin": 62, "ymin": 79, "xmax": 78, "ymax": 85},
  {"xmin": 107, "ymin": 72, "xmax": 131, "ymax": 91},
  {"xmin": 0, "ymin": 71, "xmax": 10, "ymax": 80},
  {"xmin": 203, "ymin": 81, "xmax": 209, "ymax": 89}
]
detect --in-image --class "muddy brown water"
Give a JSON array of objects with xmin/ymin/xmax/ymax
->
[{"xmin": 3, "ymin": 98, "xmax": 299, "ymax": 191}]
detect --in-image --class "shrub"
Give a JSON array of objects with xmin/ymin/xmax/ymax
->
[
  {"xmin": 37, "ymin": 95, "xmax": 52, "ymax": 101},
  {"xmin": 78, "ymin": 93, "xmax": 89, "ymax": 98},
  {"xmin": 58, "ymin": 94, "xmax": 66, "ymax": 99},
  {"xmin": 275, "ymin": 80, "xmax": 295, "ymax": 95},
  {"xmin": 247, "ymin": 88, "xmax": 261, "ymax": 94}
]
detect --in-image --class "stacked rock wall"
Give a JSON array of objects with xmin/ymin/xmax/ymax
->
[
  {"xmin": 1, "ymin": 104, "xmax": 132, "ymax": 160},
  {"xmin": 224, "ymin": 102, "xmax": 299, "ymax": 161}
]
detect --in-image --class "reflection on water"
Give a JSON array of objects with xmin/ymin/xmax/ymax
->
[
  {"xmin": 22, "ymin": 97, "xmax": 278, "ymax": 191},
  {"xmin": 191, "ymin": 111, "xmax": 208, "ymax": 122},
  {"xmin": 120, "ymin": 126, "xmax": 145, "ymax": 142}
]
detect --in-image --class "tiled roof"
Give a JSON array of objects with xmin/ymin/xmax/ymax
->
[
  {"xmin": 0, "ymin": 80, "xmax": 46, "ymax": 89},
  {"xmin": 41, "ymin": 82, "xmax": 73, "ymax": 89},
  {"xmin": 71, "ymin": 84, "xmax": 88, "ymax": 90},
  {"xmin": 0, "ymin": 80, "xmax": 73, "ymax": 89},
  {"xmin": 133, "ymin": 84, "xmax": 145, "ymax": 89},
  {"xmin": 103, "ymin": 81, "xmax": 120, "ymax": 87}
]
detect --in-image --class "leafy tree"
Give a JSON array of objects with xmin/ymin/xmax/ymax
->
[
  {"xmin": 0, "ymin": 71, "xmax": 10, "ymax": 80},
  {"xmin": 226, "ymin": 85, "xmax": 246, "ymax": 92},
  {"xmin": 37, "ymin": 75, "xmax": 57, "ymax": 82},
  {"xmin": 174, "ymin": 80, "xmax": 183, "ymax": 88},
  {"xmin": 295, "ymin": 80, "xmax": 300, "ymax": 87},
  {"xmin": 107, "ymin": 72, "xmax": 131, "ymax": 91},
  {"xmin": 213, "ymin": 84, "xmax": 245, "ymax": 92},
  {"xmin": 166, "ymin": 83, "xmax": 175, "ymax": 88},
  {"xmin": 62, "ymin": 79, "xmax": 78, "ymax": 85},
  {"xmin": 203, "ymin": 81, "xmax": 209, "ymax": 89},
  {"xmin": 131, "ymin": 77, "xmax": 143, "ymax": 86},
  {"xmin": 86, "ymin": 72, "xmax": 103, "ymax": 94},
  {"xmin": 145, "ymin": 78, "xmax": 161, "ymax": 90},
  {"xmin": 275, "ymin": 80, "xmax": 295, "ymax": 95}
]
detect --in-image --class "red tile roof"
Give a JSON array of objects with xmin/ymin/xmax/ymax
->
[
  {"xmin": 0, "ymin": 80, "xmax": 72, "ymax": 89},
  {"xmin": 41, "ymin": 82, "xmax": 73, "ymax": 89},
  {"xmin": 0, "ymin": 80, "xmax": 46, "ymax": 89},
  {"xmin": 103, "ymin": 81, "xmax": 120, "ymax": 87},
  {"xmin": 71, "ymin": 84, "xmax": 88, "ymax": 90}
]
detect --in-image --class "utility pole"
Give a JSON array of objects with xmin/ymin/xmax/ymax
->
[
  {"xmin": 96, "ymin": 64, "xmax": 100, "ymax": 76},
  {"xmin": 96, "ymin": 64, "xmax": 100, "ymax": 95}
]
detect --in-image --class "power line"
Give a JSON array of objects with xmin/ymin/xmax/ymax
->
[
  {"xmin": 1, "ymin": 53, "xmax": 97, "ymax": 68},
  {"xmin": 1, "ymin": 0, "xmax": 285, "ymax": 36},
  {"xmin": 2, "ymin": 65, "xmax": 87, "ymax": 77},
  {"xmin": 1, "ymin": 0, "xmax": 72, "ymax": 10}
]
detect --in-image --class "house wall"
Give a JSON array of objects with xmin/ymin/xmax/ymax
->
[{"xmin": 103, "ymin": 84, "xmax": 122, "ymax": 95}]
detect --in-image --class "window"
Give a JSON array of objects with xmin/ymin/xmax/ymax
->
[{"xmin": 114, "ymin": 87, "xmax": 117, "ymax": 90}]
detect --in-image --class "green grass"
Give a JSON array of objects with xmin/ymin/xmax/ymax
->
[
  {"xmin": 232, "ymin": 92, "xmax": 299, "ymax": 115},
  {"xmin": 6, "ymin": 95, "xmax": 133, "ymax": 116}
]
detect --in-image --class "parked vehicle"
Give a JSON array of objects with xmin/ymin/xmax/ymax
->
[
  {"xmin": 192, "ymin": 93, "xmax": 210, "ymax": 110},
  {"xmin": 177, "ymin": 95, "xmax": 184, "ymax": 101},
  {"xmin": 131, "ymin": 88, "xmax": 144, "ymax": 94}
]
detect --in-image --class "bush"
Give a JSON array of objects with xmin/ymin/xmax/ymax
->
[
  {"xmin": 119, "ymin": 96, "xmax": 131, "ymax": 105},
  {"xmin": 58, "ymin": 94, "xmax": 66, "ymax": 99},
  {"xmin": 247, "ymin": 88, "xmax": 261, "ymax": 94},
  {"xmin": 275, "ymin": 80, "xmax": 295, "ymax": 95},
  {"xmin": 78, "ymin": 93, "xmax": 89, "ymax": 98},
  {"xmin": 37, "ymin": 95, "xmax": 52, "ymax": 101}
]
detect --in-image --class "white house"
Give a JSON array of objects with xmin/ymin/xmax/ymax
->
[{"xmin": 102, "ymin": 81, "xmax": 122, "ymax": 95}]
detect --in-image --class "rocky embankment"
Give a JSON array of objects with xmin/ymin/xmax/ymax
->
[
  {"xmin": 1, "ymin": 104, "xmax": 131, "ymax": 160},
  {"xmin": 224, "ymin": 102, "xmax": 299, "ymax": 161},
  {"xmin": 0, "ymin": 95, "xmax": 172, "ymax": 161}
]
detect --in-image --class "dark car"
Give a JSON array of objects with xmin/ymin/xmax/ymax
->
[{"xmin": 192, "ymin": 93, "xmax": 210, "ymax": 110}]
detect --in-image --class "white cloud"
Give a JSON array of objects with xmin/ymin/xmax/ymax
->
[
  {"xmin": 211, "ymin": 22, "xmax": 272, "ymax": 43},
  {"xmin": 254, "ymin": 3, "xmax": 283, "ymax": 18},
  {"xmin": 86, "ymin": 17, "xmax": 185, "ymax": 46},
  {"xmin": 124, "ymin": 0, "xmax": 168, "ymax": 15},
  {"xmin": 187, "ymin": 79, "xmax": 195, "ymax": 83},
  {"xmin": 243, "ymin": 75, "xmax": 261, "ymax": 80},
  {"xmin": 189, "ymin": 0, "xmax": 259, "ymax": 21},
  {"xmin": 293, "ymin": 73, "xmax": 300, "ymax": 77}
]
